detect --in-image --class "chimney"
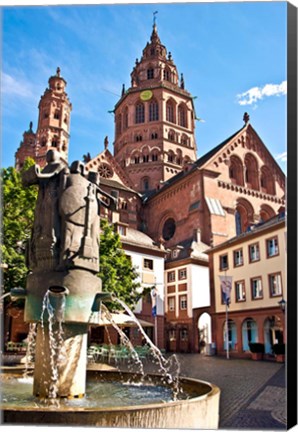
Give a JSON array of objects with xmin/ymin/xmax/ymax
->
[{"xmin": 193, "ymin": 228, "xmax": 201, "ymax": 243}]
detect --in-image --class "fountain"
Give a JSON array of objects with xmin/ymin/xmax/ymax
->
[{"xmin": 1, "ymin": 150, "xmax": 220, "ymax": 428}]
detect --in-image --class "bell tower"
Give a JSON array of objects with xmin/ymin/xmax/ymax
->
[
  {"xmin": 35, "ymin": 67, "xmax": 72, "ymax": 167},
  {"xmin": 113, "ymin": 21, "xmax": 197, "ymax": 193}
]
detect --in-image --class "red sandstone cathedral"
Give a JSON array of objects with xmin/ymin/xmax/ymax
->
[{"xmin": 14, "ymin": 22, "xmax": 286, "ymax": 354}]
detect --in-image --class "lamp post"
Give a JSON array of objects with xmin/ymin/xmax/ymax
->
[{"xmin": 278, "ymin": 298, "xmax": 286, "ymax": 313}]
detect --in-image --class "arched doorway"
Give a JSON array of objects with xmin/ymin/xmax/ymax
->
[
  {"xmin": 242, "ymin": 318, "xmax": 258, "ymax": 351},
  {"xmin": 198, "ymin": 312, "xmax": 212, "ymax": 354},
  {"xmin": 223, "ymin": 319, "xmax": 237, "ymax": 351},
  {"xmin": 264, "ymin": 316, "xmax": 284, "ymax": 354}
]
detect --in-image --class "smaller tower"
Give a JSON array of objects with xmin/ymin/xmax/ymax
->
[
  {"xmin": 15, "ymin": 121, "xmax": 36, "ymax": 170},
  {"xmin": 35, "ymin": 67, "xmax": 72, "ymax": 167}
]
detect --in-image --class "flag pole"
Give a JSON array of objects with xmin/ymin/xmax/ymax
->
[
  {"xmin": 225, "ymin": 271, "xmax": 229, "ymax": 360},
  {"xmin": 226, "ymin": 300, "xmax": 229, "ymax": 360}
]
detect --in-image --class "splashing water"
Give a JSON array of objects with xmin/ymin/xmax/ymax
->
[{"xmin": 112, "ymin": 297, "xmax": 182, "ymax": 400}]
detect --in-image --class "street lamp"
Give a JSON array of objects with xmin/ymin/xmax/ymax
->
[{"xmin": 278, "ymin": 298, "xmax": 286, "ymax": 313}]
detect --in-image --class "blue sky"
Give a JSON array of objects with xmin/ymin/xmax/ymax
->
[{"xmin": 1, "ymin": 1, "xmax": 288, "ymax": 171}]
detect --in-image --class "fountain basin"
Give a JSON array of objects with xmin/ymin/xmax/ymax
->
[{"xmin": 1, "ymin": 369, "xmax": 220, "ymax": 429}]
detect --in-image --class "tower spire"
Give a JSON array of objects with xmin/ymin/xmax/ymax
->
[{"xmin": 153, "ymin": 10, "xmax": 158, "ymax": 27}]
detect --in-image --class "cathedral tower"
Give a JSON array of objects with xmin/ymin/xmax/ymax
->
[
  {"xmin": 113, "ymin": 22, "xmax": 197, "ymax": 193},
  {"xmin": 35, "ymin": 67, "xmax": 72, "ymax": 167},
  {"xmin": 16, "ymin": 68, "xmax": 72, "ymax": 169}
]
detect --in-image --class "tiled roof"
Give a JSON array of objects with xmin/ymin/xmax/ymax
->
[{"xmin": 120, "ymin": 227, "xmax": 164, "ymax": 251}]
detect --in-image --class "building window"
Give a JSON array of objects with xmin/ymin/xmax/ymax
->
[
  {"xmin": 147, "ymin": 68, "xmax": 154, "ymax": 79},
  {"xmin": 151, "ymin": 132, "xmax": 158, "ymax": 139},
  {"xmin": 162, "ymin": 218, "xmax": 176, "ymax": 241},
  {"xmin": 118, "ymin": 225, "xmax": 127, "ymax": 236},
  {"xmin": 135, "ymin": 103, "xmax": 145, "ymax": 123},
  {"xmin": 135, "ymin": 134, "xmax": 143, "ymax": 142},
  {"xmin": 249, "ymin": 243, "xmax": 260, "ymax": 262},
  {"xmin": 233, "ymin": 249, "xmax": 243, "ymax": 267},
  {"xmin": 219, "ymin": 254, "xmax": 229, "ymax": 271},
  {"xmin": 180, "ymin": 329, "xmax": 188, "ymax": 341},
  {"xmin": 235, "ymin": 280, "xmax": 246, "ymax": 302},
  {"xmin": 251, "ymin": 277, "xmax": 263, "ymax": 300},
  {"xmin": 142, "ymin": 154, "xmax": 149, "ymax": 163},
  {"xmin": 180, "ymin": 295, "xmax": 187, "ymax": 310},
  {"xmin": 168, "ymin": 297, "xmax": 175, "ymax": 312},
  {"xmin": 142, "ymin": 177, "xmax": 149, "ymax": 191},
  {"xmin": 166, "ymin": 101, "xmax": 175, "ymax": 123},
  {"xmin": 168, "ymin": 131, "xmax": 175, "ymax": 142},
  {"xmin": 151, "ymin": 152, "xmax": 158, "ymax": 161},
  {"xmin": 235, "ymin": 210, "xmax": 242, "ymax": 235},
  {"xmin": 266, "ymin": 237, "xmax": 279, "ymax": 258},
  {"xmin": 178, "ymin": 105, "xmax": 187, "ymax": 128},
  {"xmin": 163, "ymin": 68, "xmax": 171, "ymax": 81},
  {"xmin": 268, "ymin": 273, "xmax": 282, "ymax": 297},
  {"xmin": 134, "ymin": 156, "xmax": 140, "ymax": 164},
  {"xmin": 54, "ymin": 109, "xmax": 60, "ymax": 120},
  {"xmin": 169, "ymin": 328, "xmax": 176, "ymax": 340},
  {"xmin": 167, "ymin": 271, "xmax": 175, "ymax": 283},
  {"xmin": 149, "ymin": 101, "xmax": 159, "ymax": 121},
  {"xmin": 143, "ymin": 258, "xmax": 153, "ymax": 270},
  {"xmin": 178, "ymin": 268, "xmax": 187, "ymax": 280}
]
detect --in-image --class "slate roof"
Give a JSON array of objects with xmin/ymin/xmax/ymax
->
[
  {"xmin": 167, "ymin": 237, "xmax": 210, "ymax": 263},
  {"xmin": 120, "ymin": 227, "xmax": 164, "ymax": 252}
]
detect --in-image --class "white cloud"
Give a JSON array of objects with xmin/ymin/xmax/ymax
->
[
  {"xmin": 275, "ymin": 151, "xmax": 287, "ymax": 163},
  {"xmin": 237, "ymin": 80, "xmax": 287, "ymax": 106},
  {"xmin": 1, "ymin": 72, "xmax": 34, "ymax": 98}
]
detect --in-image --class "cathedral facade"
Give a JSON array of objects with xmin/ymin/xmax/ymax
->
[{"xmin": 15, "ymin": 23, "xmax": 286, "ymax": 353}]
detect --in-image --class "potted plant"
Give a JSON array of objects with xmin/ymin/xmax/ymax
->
[
  {"xmin": 249, "ymin": 342, "xmax": 264, "ymax": 360},
  {"xmin": 272, "ymin": 343, "xmax": 285, "ymax": 363}
]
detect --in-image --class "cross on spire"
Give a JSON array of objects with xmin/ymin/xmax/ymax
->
[{"xmin": 153, "ymin": 11, "xmax": 158, "ymax": 26}]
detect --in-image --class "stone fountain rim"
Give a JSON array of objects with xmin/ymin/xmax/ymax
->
[{"xmin": 0, "ymin": 368, "xmax": 220, "ymax": 413}]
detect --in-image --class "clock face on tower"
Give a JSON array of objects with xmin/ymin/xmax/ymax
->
[{"xmin": 140, "ymin": 90, "xmax": 153, "ymax": 101}]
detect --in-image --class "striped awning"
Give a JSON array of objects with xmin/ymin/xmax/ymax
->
[{"xmin": 205, "ymin": 197, "xmax": 225, "ymax": 216}]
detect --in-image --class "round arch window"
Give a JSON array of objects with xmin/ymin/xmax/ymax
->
[{"xmin": 162, "ymin": 218, "xmax": 176, "ymax": 241}]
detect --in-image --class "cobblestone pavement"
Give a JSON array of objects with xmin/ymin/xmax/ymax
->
[
  {"xmin": 132, "ymin": 353, "xmax": 286, "ymax": 430},
  {"xmin": 172, "ymin": 354, "xmax": 286, "ymax": 430}
]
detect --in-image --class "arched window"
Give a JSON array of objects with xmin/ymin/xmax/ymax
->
[
  {"xmin": 116, "ymin": 114, "xmax": 122, "ymax": 137},
  {"xmin": 168, "ymin": 150, "xmax": 175, "ymax": 163},
  {"xmin": 151, "ymin": 132, "xmax": 158, "ymax": 140},
  {"xmin": 229, "ymin": 155, "xmax": 244, "ymax": 186},
  {"xmin": 163, "ymin": 67, "xmax": 171, "ymax": 82},
  {"xmin": 135, "ymin": 134, "xmax": 143, "ymax": 142},
  {"xmin": 223, "ymin": 319, "xmax": 237, "ymax": 351},
  {"xmin": 151, "ymin": 151, "xmax": 158, "ymax": 162},
  {"xmin": 166, "ymin": 100, "xmax": 175, "ymax": 123},
  {"xmin": 147, "ymin": 68, "xmax": 154, "ymax": 80},
  {"xmin": 149, "ymin": 100, "xmax": 159, "ymax": 121},
  {"xmin": 178, "ymin": 104, "xmax": 187, "ymax": 128},
  {"xmin": 244, "ymin": 153, "xmax": 259, "ymax": 190},
  {"xmin": 260, "ymin": 166, "xmax": 275, "ymax": 195},
  {"xmin": 142, "ymin": 177, "xmax": 150, "ymax": 191},
  {"xmin": 242, "ymin": 318, "xmax": 258, "ymax": 351},
  {"xmin": 168, "ymin": 130, "xmax": 175, "ymax": 142},
  {"xmin": 162, "ymin": 218, "xmax": 176, "ymax": 240},
  {"xmin": 123, "ymin": 107, "xmax": 129, "ymax": 130},
  {"xmin": 235, "ymin": 198, "xmax": 255, "ymax": 234},
  {"xmin": 181, "ymin": 134, "xmax": 189, "ymax": 146},
  {"xmin": 259, "ymin": 204, "xmax": 276, "ymax": 222},
  {"xmin": 135, "ymin": 102, "xmax": 145, "ymax": 124},
  {"xmin": 54, "ymin": 109, "xmax": 60, "ymax": 120}
]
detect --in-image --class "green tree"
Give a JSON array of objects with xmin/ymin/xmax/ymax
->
[
  {"xmin": 99, "ymin": 218, "xmax": 143, "ymax": 311},
  {"xmin": 1, "ymin": 158, "xmax": 37, "ymax": 292}
]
